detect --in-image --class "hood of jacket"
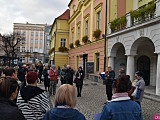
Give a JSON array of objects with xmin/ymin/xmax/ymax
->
[{"xmin": 20, "ymin": 86, "xmax": 44, "ymax": 101}]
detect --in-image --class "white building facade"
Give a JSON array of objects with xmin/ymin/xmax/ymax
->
[{"xmin": 107, "ymin": 1, "xmax": 160, "ymax": 95}]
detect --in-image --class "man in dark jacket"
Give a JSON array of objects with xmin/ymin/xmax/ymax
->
[
  {"xmin": 104, "ymin": 66, "xmax": 115, "ymax": 103},
  {"xmin": 65, "ymin": 65, "xmax": 74, "ymax": 85}
]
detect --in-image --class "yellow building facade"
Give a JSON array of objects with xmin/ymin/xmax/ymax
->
[{"xmin": 49, "ymin": 10, "xmax": 70, "ymax": 68}]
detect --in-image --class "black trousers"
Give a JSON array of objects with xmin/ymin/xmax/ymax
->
[
  {"xmin": 105, "ymin": 84, "xmax": 112, "ymax": 100},
  {"xmin": 77, "ymin": 86, "xmax": 82, "ymax": 96}
]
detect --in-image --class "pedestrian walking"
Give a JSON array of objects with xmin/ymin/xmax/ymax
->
[
  {"xmin": 0, "ymin": 77, "xmax": 25, "ymax": 120},
  {"xmin": 104, "ymin": 66, "xmax": 115, "ymax": 103},
  {"xmin": 17, "ymin": 71, "xmax": 49, "ymax": 120},
  {"xmin": 49, "ymin": 65, "xmax": 59, "ymax": 96},
  {"xmin": 74, "ymin": 66, "xmax": 85, "ymax": 97},
  {"xmin": 99, "ymin": 75, "xmax": 142, "ymax": 120},
  {"xmin": 43, "ymin": 65, "xmax": 50, "ymax": 91},
  {"xmin": 65, "ymin": 65, "xmax": 74, "ymax": 85},
  {"xmin": 43, "ymin": 84, "xmax": 86, "ymax": 120}
]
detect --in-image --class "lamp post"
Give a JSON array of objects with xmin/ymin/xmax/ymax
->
[{"xmin": 103, "ymin": 0, "xmax": 108, "ymax": 72}]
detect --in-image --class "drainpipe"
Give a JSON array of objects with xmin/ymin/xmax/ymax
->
[{"xmin": 104, "ymin": 0, "xmax": 107, "ymax": 72}]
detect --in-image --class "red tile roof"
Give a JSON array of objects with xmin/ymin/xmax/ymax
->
[{"xmin": 57, "ymin": 9, "xmax": 70, "ymax": 20}]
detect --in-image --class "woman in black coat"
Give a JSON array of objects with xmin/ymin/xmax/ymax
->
[
  {"xmin": 43, "ymin": 65, "xmax": 50, "ymax": 91},
  {"xmin": 75, "ymin": 66, "xmax": 85, "ymax": 97},
  {"xmin": 0, "ymin": 77, "xmax": 25, "ymax": 120}
]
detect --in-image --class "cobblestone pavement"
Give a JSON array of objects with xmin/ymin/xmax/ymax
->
[{"xmin": 39, "ymin": 80, "xmax": 160, "ymax": 120}]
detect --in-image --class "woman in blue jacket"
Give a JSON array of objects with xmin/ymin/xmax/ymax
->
[
  {"xmin": 100, "ymin": 75, "xmax": 142, "ymax": 120},
  {"xmin": 43, "ymin": 84, "xmax": 86, "ymax": 120}
]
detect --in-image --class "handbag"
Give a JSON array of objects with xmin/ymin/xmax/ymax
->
[{"xmin": 131, "ymin": 83, "xmax": 141, "ymax": 99}]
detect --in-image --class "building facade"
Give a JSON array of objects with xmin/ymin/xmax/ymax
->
[
  {"xmin": 49, "ymin": 9, "xmax": 70, "ymax": 68},
  {"xmin": 13, "ymin": 23, "xmax": 45, "ymax": 63},
  {"xmin": 107, "ymin": 0, "xmax": 160, "ymax": 95},
  {"xmin": 68, "ymin": 0, "xmax": 107, "ymax": 73}
]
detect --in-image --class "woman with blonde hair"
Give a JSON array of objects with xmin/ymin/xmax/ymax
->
[{"xmin": 43, "ymin": 84, "xmax": 86, "ymax": 120}]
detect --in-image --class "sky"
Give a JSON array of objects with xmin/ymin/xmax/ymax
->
[{"xmin": 0, "ymin": 0, "xmax": 69, "ymax": 34}]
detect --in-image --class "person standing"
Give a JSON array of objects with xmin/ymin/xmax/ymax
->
[
  {"xmin": 49, "ymin": 65, "xmax": 59, "ymax": 96},
  {"xmin": 17, "ymin": 71, "xmax": 49, "ymax": 120},
  {"xmin": 38, "ymin": 61, "xmax": 43, "ymax": 83},
  {"xmin": 104, "ymin": 66, "xmax": 115, "ymax": 103},
  {"xmin": 60, "ymin": 67, "xmax": 66, "ymax": 85},
  {"xmin": 75, "ymin": 66, "xmax": 85, "ymax": 97},
  {"xmin": 43, "ymin": 65, "xmax": 50, "ymax": 91},
  {"xmin": 133, "ymin": 71, "xmax": 145, "ymax": 107},
  {"xmin": 43, "ymin": 84, "xmax": 86, "ymax": 120},
  {"xmin": 17, "ymin": 64, "xmax": 27, "ymax": 88},
  {"xmin": 0, "ymin": 77, "xmax": 25, "ymax": 120},
  {"xmin": 99, "ymin": 76, "xmax": 142, "ymax": 120},
  {"xmin": 65, "ymin": 65, "xmax": 74, "ymax": 85}
]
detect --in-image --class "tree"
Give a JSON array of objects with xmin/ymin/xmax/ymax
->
[{"xmin": 0, "ymin": 33, "xmax": 25, "ymax": 66}]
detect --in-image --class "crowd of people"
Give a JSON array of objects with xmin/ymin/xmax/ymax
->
[{"xmin": 0, "ymin": 61, "xmax": 145, "ymax": 120}]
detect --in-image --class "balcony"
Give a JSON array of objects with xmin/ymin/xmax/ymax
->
[{"xmin": 108, "ymin": 1, "xmax": 160, "ymax": 36}]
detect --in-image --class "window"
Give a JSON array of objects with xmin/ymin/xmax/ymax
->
[
  {"xmin": 35, "ymin": 40, "xmax": 38, "ymax": 44},
  {"xmin": 36, "ymin": 32, "xmax": 38, "ymax": 36},
  {"xmin": 95, "ymin": 53, "xmax": 100, "ymax": 71},
  {"xmin": 77, "ymin": 26, "xmax": 80, "ymax": 40},
  {"xmin": 23, "ymin": 31, "xmax": 26, "ymax": 36},
  {"xmin": 40, "ymin": 39, "xmax": 43, "ymax": 44},
  {"xmin": 30, "ymin": 47, "xmax": 33, "ymax": 53},
  {"xmin": 85, "ymin": 20, "xmax": 88, "ymax": 35},
  {"xmin": 39, "ymin": 49, "xmax": 43, "ymax": 53},
  {"xmin": 34, "ymin": 48, "xmax": 38, "ymax": 52},
  {"xmin": 60, "ymin": 38, "xmax": 66, "ymax": 47},
  {"xmin": 97, "ymin": 11, "xmax": 101, "ymax": 29},
  {"xmin": 72, "ymin": 31, "xmax": 74, "ymax": 43},
  {"xmin": 40, "ymin": 33, "xmax": 43, "ymax": 36},
  {"xmin": 22, "ymin": 47, "xmax": 25, "ymax": 52},
  {"xmin": 17, "ymin": 47, "xmax": 20, "ymax": 52},
  {"xmin": 30, "ymin": 39, "xmax": 33, "ymax": 44},
  {"xmin": 31, "ymin": 32, "xmax": 34, "ymax": 36},
  {"xmin": 47, "ymin": 35, "xmax": 50, "ymax": 40}
]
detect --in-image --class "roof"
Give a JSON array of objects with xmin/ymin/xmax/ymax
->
[{"xmin": 56, "ymin": 9, "xmax": 70, "ymax": 20}]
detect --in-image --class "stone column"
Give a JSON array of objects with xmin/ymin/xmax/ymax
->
[
  {"xmin": 126, "ymin": 55, "xmax": 135, "ymax": 81},
  {"xmin": 156, "ymin": 53, "xmax": 160, "ymax": 95},
  {"xmin": 108, "ymin": 56, "xmax": 114, "ymax": 70}
]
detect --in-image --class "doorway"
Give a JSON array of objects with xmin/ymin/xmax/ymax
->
[{"xmin": 137, "ymin": 55, "xmax": 150, "ymax": 86}]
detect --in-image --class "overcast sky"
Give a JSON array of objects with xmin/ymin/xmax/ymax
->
[{"xmin": 0, "ymin": 0, "xmax": 69, "ymax": 34}]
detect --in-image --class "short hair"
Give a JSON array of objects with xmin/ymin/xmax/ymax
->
[
  {"xmin": 0, "ymin": 77, "xmax": 19, "ymax": 98},
  {"xmin": 135, "ymin": 71, "xmax": 143, "ymax": 77},
  {"xmin": 4, "ymin": 67, "xmax": 16, "ymax": 76},
  {"xmin": 26, "ymin": 71, "xmax": 38, "ymax": 84},
  {"xmin": 54, "ymin": 84, "xmax": 76, "ymax": 108},
  {"xmin": 115, "ymin": 75, "xmax": 130, "ymax": 93}
]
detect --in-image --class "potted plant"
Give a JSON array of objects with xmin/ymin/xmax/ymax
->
[
  {"xmin": 58, "ymin": 47, "xmax": 68, "ymax": 52},
  {"xmin": 75, "ymin": 40, "xmax": 81, "ymax": 47},
  {"xmin": 69, "ymin": 43, "xmax": 74, "ymax": 49},
  {"xmin": 93, "ymin": 29, "xmax": 101, "ymax": 39},
  {"xmin": 82, "ymin": 35, "xmax": 88, "ymax": 43}
]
